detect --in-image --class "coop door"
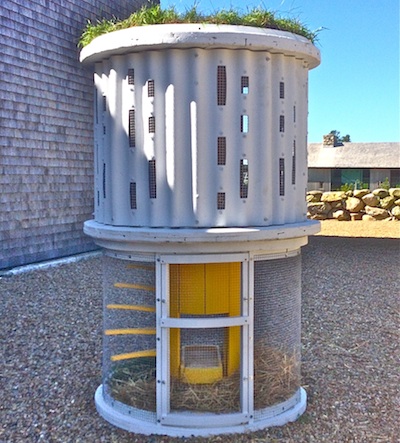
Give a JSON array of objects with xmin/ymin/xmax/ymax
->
[
  {"xmin": 169, "ymin": 262, "xmax": 241, "ymax": 379},
  {"xmin": 157, "ymin": 254, "xmax": 252, "ymax": 427}
]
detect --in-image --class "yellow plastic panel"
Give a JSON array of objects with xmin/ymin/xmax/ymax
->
[
  {"xmin": 205, "ymin": 263, "xmax": 230, "ymax": 314},
  {"xmin": 178, "ymin": 264, "xmax": 205, "ymax": 315}
]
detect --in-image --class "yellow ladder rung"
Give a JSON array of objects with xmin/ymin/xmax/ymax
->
[
  {"xmin": 114, "ymin": 282, "xmax": 155, "ymax": 291},
  {"xmin": 105, "ymin": 328, "xmax": 156, "ymax": 336},
  {"xmin": 111, "ymin": 349, "xmax": 156, "ymax": 362},
  {"xmin": 106, "ymin": 304, "xmax": 156, "ymax": 313}
]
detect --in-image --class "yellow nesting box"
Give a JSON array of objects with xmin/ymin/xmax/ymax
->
[{"xmin": 181, "ymin": 345, "xmax": 223, "ymax": 384}]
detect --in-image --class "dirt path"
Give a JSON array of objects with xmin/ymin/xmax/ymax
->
[{"xmin": 315, "ymin": 219, "xmax": 400, "ymax": 238}]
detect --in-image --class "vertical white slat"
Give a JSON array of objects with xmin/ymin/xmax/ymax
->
[
  {"xmin": 261, "ymin": 52, "xmax": 275, "ymax": 226},
  {"xmin": 109, "ymin": 56, "xmax": 130, "ymax": 225},
  {"xmin": 281, "ymin": 55, "xmax": 296, "ymax": 224},
  {"xmin": 194, "ymin": 49, "xmax": 219, "ymax": 227},
  {"xmin": 241, "ymin": 50, "xmax": 271, "ymax": 226},
  {"xmin": 94, "ymin": 67, "xmax": 104, "ymax": 223},
  {"xmin": 125, "ymin": 54, "xmax": 138, "ymax": 226},
  {"xmin": 296, "ymin": 61, "xmax": 311, "ymax": 221},
  {"xmin": 131, "ymin": 52, "xmax": 151, "ymax": 226},
  {"xmin": 164, "ymin": 49, "xmax": 196, "ymax": 227},
  {"xmin": 220, "ymin": 49, "xmax": 246, "ymax": 227},
  {"xmin": 101, "ymin": 60, "xmax": 113, "ymax": 225},
  {"xmin": 149, "ymin": 50, "xmax": 170, "ymax": 227},
  {"xmin": 269, "ymin": 53, "xmax": 285, "ymax": 225}
]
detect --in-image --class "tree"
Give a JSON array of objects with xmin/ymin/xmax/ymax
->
[{"xmin": 330, "ymin": 130, "xmax": 351, "ymax": 143}]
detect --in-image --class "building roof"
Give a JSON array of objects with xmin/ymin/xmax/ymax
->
[{"xmin": 308, "ymin": 142, "xmax": 400, "ymax": 169}]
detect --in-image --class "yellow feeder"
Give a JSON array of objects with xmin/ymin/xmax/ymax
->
[{"xmin": 181, "ymin": 345, "xmax": 223, "ymax": 384}]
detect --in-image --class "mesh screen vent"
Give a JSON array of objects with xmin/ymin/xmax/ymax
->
[
  {"xmin": 129, "ymin": 109, "xmax": 135, "ymax": 147},
  {"xmin": 130, "ymin": 182, "xmax": 137, "ymax": 209},
  {"xmin": 293, "ymin": 105, "xmax": 296, "ymax": 123},
  {"xmin": 280, "ymin": 82, "xmax": 285, "ymax": 99},
  {"xmin": 292, "ymin": 141, "xmax": 296, "ymax": 185},
  {"xmin": 128, "ymin": 69, "xmax": 134, "ymax": 85},
  {"xmin": 279, "ymin": 115, "xmax": 285, "ymax": 133},
  {"xmin": 148, "ymin": 160, "xmax": 157, "ymax": 199},
  {"xmin": 149, "ymin": 116, "xmax": 156, "ymax": 133},
  {"xmin": 217, "ymin": 192, "xmax": 225, "ymax": 210},
  {"xmin": 217, "ymin": 137, "xmax": 226, "ymax": 165},
  {"xmin": 241, "ymin": 76, "xmax": 249, "ymax": 94},
  {"xmin": 148, "ymin": 80, "xmax": 155, "ymax": 97},
  {"xmin": 240, "ymin": 159, "xmax": 249, "ymax": 198},
  {"xmin": 217, "ymin": 66, "xmax": 227, "ymax": 106},
  {"xmin": 102, "ymin": 95, "xmax": 107, "ymax": 112},
  {"xmin": 279, "ymin": 158, "xmax": 285, "ymax": 196}
]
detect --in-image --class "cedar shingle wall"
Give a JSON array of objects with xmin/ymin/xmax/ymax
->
[{"xmin": 0, "ymin": 0, "xmax": 149, "ymax": 269}]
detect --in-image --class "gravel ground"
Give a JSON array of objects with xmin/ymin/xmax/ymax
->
[
  {"xmin": 316, "ymin": 220, "xmax": 400, "ymax": 239},
  {"xmin": 1, "ymin": 234, "xmax": 399, "ymax": 443}
]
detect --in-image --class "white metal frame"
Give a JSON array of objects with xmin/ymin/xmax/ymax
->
[{"xmin": 155, "ymin": 252, "xmax": 253, "ymax": 428}]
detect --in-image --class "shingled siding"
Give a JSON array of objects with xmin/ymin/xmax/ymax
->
[{"xmin": 0, "ymin": 0, "xmax": 150, "ymax": 270}]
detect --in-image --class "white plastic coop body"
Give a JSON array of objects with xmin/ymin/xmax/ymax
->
[
  {"xmin": 81, "ymin": 24, "xmax": 320, "ymax": 437},
  {"xmin": 81, "ymin": 24, "xmax": 320, "ymax": 228}
]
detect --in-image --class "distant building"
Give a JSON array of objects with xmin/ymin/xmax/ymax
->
[
  {"xmin": 307, "ymin": 135, "xmax": 400, "ymax": 191},
  {"xmin": 0, "ymin": 0, "xmax": 149, "ymax": 270}
]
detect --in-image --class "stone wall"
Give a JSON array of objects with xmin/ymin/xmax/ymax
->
[
  {"xmin": 307, "ymin": 188, "xmax": 400, "ymax": 221},
  {"xmin": 0, "ymin": 0, "xmax": 149, "ymax": 270}
]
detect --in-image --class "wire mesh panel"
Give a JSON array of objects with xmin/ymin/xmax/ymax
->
[
  {"xmin": 169, "ymin": 327, "xmax": 242, "ymax": 414},
  {"xmin": 102, "ymin": 255, "xmax": 157, "ymax": 415},
  {"xmin": 253, "ymin": 254, "xmax": 301, "ymax": 415}
]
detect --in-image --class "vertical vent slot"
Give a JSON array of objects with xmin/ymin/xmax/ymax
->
[
  {"xmin": 217, "ymin": 66, "xmax": 227, "ymax": 106},
  {"xmin": 279, "ymin": 115, "xmax": 285, "ymax": 133},
  {"xmin": 102, "ymin": 163, "xmax": 106, "ymax": 198},
  {"xmin": 129, "ymin": 109, "xmax": 135, "ymax": 147},
  {"xmin": 217, "ymin": 192, "xmax": 225, "ymax": 210},
  {"xmin": 148, "ymin": 80, "xmax": 155, "ymax": 97},
  {"xmin": 102, "ymin": 95, "xmax": 107, "ymax": 112},
  {"xmin": 241, "ymin": 76, "xmax": 249, "ymax": 94},
  {"xmin": 97, "ymin": 190, "xmax": 100, "ymax": 207},
  {"xmin": 240, "ymin": 159, "xmax": 249, "ymax": 198},
  {"xmin": 128, "ymin": 69, "xmax": 135, "ymax": 85},
  {"xmin": 217, "ymin": 137, "xmax": 226, "ymax": 165},
  {"xmin": 148, "ymin": 160, "xmax": 157, "ymax": 199},
  {"xmin": 241, "ymin": 115, "xmax": 249, "ymax": 133},
  {"xmin": 293, "ymin": 105, "xmax": 296, "ymax": 123},
  {"xmin": 292, "ymin": 141, "xmax": 296, "ymax": 185},
  {"xmin": 280, "ymin": 82, "xmax": 285, "ymax": 99},
  {"xmin": 279, "ymin": 158, "xmax": 285, "ymax": 196},
  {"xmin": 148, "ymin": 116, "xmax": 156, "ymax": 133},
  {"xmin": 130, "ymin": 182, "xmax": 137, "ymax": 209}
]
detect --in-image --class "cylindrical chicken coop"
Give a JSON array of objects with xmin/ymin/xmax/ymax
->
[{"xmin": 80, "ymin": 24, "xmax": 320, "ymax": 437}]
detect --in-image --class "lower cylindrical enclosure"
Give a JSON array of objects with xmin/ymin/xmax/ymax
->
[{"xmin": 98, "ymin": 249, "xmax": 304, "ymax": 436}]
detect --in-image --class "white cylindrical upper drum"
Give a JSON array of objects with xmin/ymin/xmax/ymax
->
[{"xmin": 81, "ymin": 24, "xmax": 320, "ymax": 228}]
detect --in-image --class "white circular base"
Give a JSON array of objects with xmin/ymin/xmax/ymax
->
[{"xmin": 94, "ymin": 385, "xmax": 307, "ymax": 438}]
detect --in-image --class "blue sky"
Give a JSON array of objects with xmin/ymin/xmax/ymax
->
[{"xmin": 161, "ymin": 0, "xmax": 399, "ymax": 142}]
